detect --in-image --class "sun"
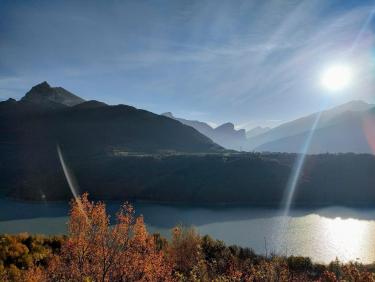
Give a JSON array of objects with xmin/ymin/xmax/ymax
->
[{"xmin": 321, "ymin": 64, "xmax": 352, "ymax": 92}]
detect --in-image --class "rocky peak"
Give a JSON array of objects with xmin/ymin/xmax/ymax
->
[
  {"xmin": 162, "ymin": 112, "xmax": 174, "ymax": 118},
  {"xmin": 215, "ymin": 122, "xmax": 235, "ymax": 131},
  {"xmin": 21, "ymin": 81, "xmax": 85, "ymax": 107}
]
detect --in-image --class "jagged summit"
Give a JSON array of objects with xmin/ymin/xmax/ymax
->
[
  {"xmin": 162, "ymin": 112, "xmax": 174, "ymax": 118},
  {"xmin": 162, "ymin": 113, "xmax": 247, "ymax": 149},
  {"xmin": 21, "ymin": 81, "xmax": 85, "ymax": 106},
  {"xmin": 215, "ymin": 122, "xmax": 235, "ymax": 131},
  {"xmin": 34, "ymin": 81, "xmax": 50, "ymax": 89}
]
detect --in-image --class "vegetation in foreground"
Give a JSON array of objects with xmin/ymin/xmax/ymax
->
[{"xmin": 1, "ymin": 194, "xmax": 375, "ymax": 281}]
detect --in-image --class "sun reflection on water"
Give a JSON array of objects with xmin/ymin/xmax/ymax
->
[
  {"xmin": 275, "ymin": 214, "xmax": 375, "ymax": 264},
  {"xmin": 318, "ymin": 216, "xmax": 373, "ymax": 263}
]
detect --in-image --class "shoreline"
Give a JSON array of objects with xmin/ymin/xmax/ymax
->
[{"xmin": 2, "ymin": 195, "xmax": 375, "ymax": 210}]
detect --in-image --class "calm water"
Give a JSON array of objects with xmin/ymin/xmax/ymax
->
[{"xmin": 1, "ymin": 199, "xmax": 375, "ymax": 264}]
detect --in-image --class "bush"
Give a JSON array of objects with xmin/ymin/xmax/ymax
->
[{"xmin": 1, "ymin": 194, "xmax": 375, "ymax": 281}]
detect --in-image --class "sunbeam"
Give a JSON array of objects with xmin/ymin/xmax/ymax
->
[
  {"xmin": 281, "ymin": 2, "xmax": 375, "ymax": 218},
  {"xmin": 349, "ymin": 6, "xmax": 375, "ymax": 54},
  {"xmin": 57, "ymin": 144, "xmax": 87, "ymax": 219},
  {"xmin": 282, "ymin": 109, "xmax": 324, "ymax": 217}
]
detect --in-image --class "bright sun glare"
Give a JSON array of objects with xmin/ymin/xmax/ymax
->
[{"xmin": 321, "ymin": 64, "xmax": 353, "ymax": 92}]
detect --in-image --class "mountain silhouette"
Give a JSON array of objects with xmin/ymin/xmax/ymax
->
[
  {"xmin": 162, "ymin": 112, "xmax": 246, "ymax": 150},
  {"xmin": 0, "ymin": 82, "xmax": 224, "ymax": 199},
  {"xmin": 0, "ymin": 83, "xmax": 374, "ymax": 205},
  {"xmin": 0, "ymin": 82, "xmax": 222, "ymax": 155}
]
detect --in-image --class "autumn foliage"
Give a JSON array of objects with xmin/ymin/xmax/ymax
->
[
  {"xmin": 44, "ymin": 193, "xmax": 173, "ymax": 281},
  {"xmin": 1, "ymin": 194, "xmax": 375, "ymax": 281}
]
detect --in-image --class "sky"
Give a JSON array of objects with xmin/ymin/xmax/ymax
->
[{"xmin": 0, "ymin": 0, "xmax": 375, "ymax": 129}]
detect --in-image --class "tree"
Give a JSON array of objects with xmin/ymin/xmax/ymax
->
[
  {"xmin": 47, "ymin": 193, "xmax": 172, "ymax": 281},
  {"xmin": 168, "ymin": 226, "xmax": 204, "ymax": 278}
]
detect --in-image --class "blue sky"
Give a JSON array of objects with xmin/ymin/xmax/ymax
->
[{"xmin": 0, "ymin": 0, "xmax": 374, "ymax": 129}]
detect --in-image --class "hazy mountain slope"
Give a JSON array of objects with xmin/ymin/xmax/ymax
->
[
  {"xmin": 246, "ymin": 100, "xmax": 373, "ymax": 150},
  {"xmin": 256, "ymin": 109, "xmax": 375, "ymax": 154},
  {"xmin": 162, "ymin": 112, "xmax": 214, "ymax": 137},
  {"xmin": 213, "ymin": 123, "xmax": 246, "ymax": 150},
  {"xmin": 246, "ymin": 126, "xmax": 270, "ymax": 139},
  {"xmin": 162, "ymin": 112, "xmax": 246, "ymax": 150},
  {"xmin": 21, "ymin": 81, "xmax": 85, "ymax": 106}
]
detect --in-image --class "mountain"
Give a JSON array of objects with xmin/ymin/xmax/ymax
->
[
  {"xmin": 162, "ymin": 112, "xmax": 246, "ymax": 150},
  {"xmin": 246, "ymin": 126, "xmax": 270, "ymax": 139},
  {"xmin": 73, "ymin": 100, "xmax": 108, "ymax": 109},
  {"xmin": 256, "ymin": 108, "xmax": 375, "ymax": 154},
  {"xmin": 0, "ymin": 82, "xmax": 225, "ymax": 199},
  {"xmin": 1, "ymin": 83, "xmax": 375, "ymax": 205},
  {"xmin": 213, "ymin": 123, "xmax": 246, "ymax": 150},
  {"xmin": 162, "ymin": 112, "xmax": 214, "ymax": 138},
  {"xmin": 246, "ymin": 100, "xmax": 374, "ymax": 152},
  {"xmin": 20, "ymin": 81, "xmax": 85, "ymax": 106},
  {"xmin": 0, "ymin": 82, "xmax": 222, "ymax": 155}
]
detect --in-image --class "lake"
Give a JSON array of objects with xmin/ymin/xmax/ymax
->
[{"xmin": 1, "ymin": 198, "xmax": 375, "ymax": 264}]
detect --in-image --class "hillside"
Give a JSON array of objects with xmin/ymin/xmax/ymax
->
[
  {"xmin": 5, "ymin": 152, "xmax": 375, "ymax": 207},
  {"xmin": 0, "ymin": 82, "xmax": 224, "ymax": 198},
  {"xmin": 0, "ymin": 82, "xmax": 222, "ymax": 154},
  {"xmin": 256, "ymin": 108, "xmax": 375, "ymax": 154},
  {"xmin": 1, "ymin": 83, "xmax": 375, "ymax": 205},
  {"xmin": 246, "ymin": 126, "xmax": 270, "ymax": 139},
  {"xmin": 246, "ymin": 100, "xmax": 374, "ymax": 153}
]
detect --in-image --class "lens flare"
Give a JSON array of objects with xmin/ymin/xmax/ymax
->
[
  {"xmin": 282, "ymin": 110, "xmax": 323, "ymax": 216},
  {"xmin": 363, "ymin": 115, "xmax": 375, "ymax": 154},
  {"xmin": 57, "ymin": 144, "xmax": 87, "ymax": 219}
]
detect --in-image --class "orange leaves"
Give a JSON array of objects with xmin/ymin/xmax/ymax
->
[
  {"xmin": 3, "ymin": 194, "xmax": 375, "ymax": 281},
  {"xmin": 342, "ymin": 263, "xmax": 375, "ymax": 282},
  {"xmin": 50, "ymin": 193, "xmax": 173, "ymax": 282},
  {"xmin": 168, "ymin": 225, "xmax": 202, "ymax": 276}
]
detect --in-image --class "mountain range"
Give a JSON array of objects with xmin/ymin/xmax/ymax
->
[
  {"xmin": 1, "ymin": 82, "xmax": 375, "ymax": 204},
  {"xmin": 163, "ymin": 101, "xmax": 375, "ymax": 154},
  {"xmin": 0, "ymin": 82, "xmax": 375, "ymax": 154},
  {"xmin": 162, "ymin": 112, "xmax": 246, "ymax": 150},
  {"xmin": 0, "ymin": 82, "xmax": 226, "ymax": 199},
  {"xmin": 246, "ymin": 100, "xmax": 375, "ymax": 154},
  {"xmin": 0, "ymin": 82, "xmax": 222, "ymax": 155},
  {"xmin": 2, "ymin": 82, "xmax": 373, "ymax": 155}
]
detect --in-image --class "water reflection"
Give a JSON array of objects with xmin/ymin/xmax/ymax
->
[
  {"xmin": 1, "ymin": 199, "xmax": 375, "ymax": 263},
  {"xmin": 270, "ymin": 215, "xmax": 375, "ymax": 264}
]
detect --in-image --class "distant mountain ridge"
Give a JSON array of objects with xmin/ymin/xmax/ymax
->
[
  {"xmin": 161, "ymin": 100, "xmax": 375, "ymax": 154},
  {"xmin": 246, "ymin": 126, "xmax": 270, "ymax": 139},
  {"xmin": 1, "ymin": 82, "xmax": 375, "ymax": 204},
  {"xmin": 247, "ymin": 100, "xmax": 375, "ymax": 154},
  {"xmin": 162, "ymin": 112, "xmax": 246, "ymax": 150},
  {"xmin": 255, "ymin": 109, "xmax": 375, "ymax": 154}
]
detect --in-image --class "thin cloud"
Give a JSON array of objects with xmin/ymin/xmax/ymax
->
[{"xmin": 0, "ymin": 0, "xmax": 374, "ymax": 124}]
